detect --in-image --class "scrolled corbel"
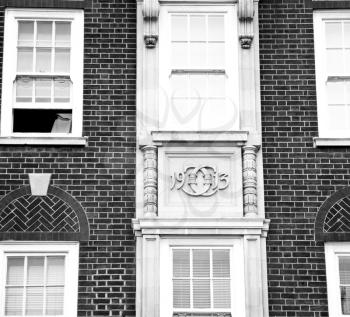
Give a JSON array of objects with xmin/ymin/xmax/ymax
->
[
  {"xmin": 238, "ymin": 0, "xmax": 255, "ymax": 49},
  {"xmin": 142, "ymin": 0, "xmax": 160, "ymax": 48}
]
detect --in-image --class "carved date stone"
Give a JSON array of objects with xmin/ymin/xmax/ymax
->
[{"xmin": 170, "ymin": 165, "xmax": 229, "ymax": 197}]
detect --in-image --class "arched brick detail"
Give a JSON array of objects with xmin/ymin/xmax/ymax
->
[
  {"xmin": 315, "ymin": 187, "xmax": 350, "ymax": 242},
  {"xmin": 0, "ymin": 186, "xmax": 89, "ymax": 241}
]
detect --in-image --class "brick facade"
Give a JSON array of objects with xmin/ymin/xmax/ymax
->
[
  {"xmin": 0, "ymin": 1, "xmax": 137, "ymax": 317},
  {"xmin": 0, "ymin": 0, "xmax": 348, "ymax": 316},
  {"xmin": 259, "ymin": 0, "xmax": 350, "ymax": 316}
]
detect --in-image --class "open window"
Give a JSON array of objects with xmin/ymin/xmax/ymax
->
[{"xmin": 1, "ymin": 9, "xmax": 84, "ymax": 137}]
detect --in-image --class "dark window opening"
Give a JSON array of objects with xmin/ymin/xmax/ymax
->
[{"xmin": 13, "ymin": 109, "xmax": 72, "ymax": 133}]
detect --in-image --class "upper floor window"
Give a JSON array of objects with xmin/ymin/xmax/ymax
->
[
  {"xmin": 159, "ymin": 5, "xmax": 238, "ymax": 131},
  {"xmin": 314, "ymin": 11, "xmax": 350, "ymax": 138},
  {"xmin": 1, "ymin": 9, "xmax": 84, "ymax": 137}
]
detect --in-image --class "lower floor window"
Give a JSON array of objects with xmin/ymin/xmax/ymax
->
[
  {"xmin": 160, "ymin": 239, "xmax": 245, "ymax": 317},
  {"xmin": 0, "ymin": 242, "xmax": 79, "ymax": 317},
  {"xmin": 325, "ymin": 242, "xmax": 350, "ymax": 317}
]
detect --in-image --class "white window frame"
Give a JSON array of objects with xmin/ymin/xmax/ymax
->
[
  {"xmin": 325, "ymin": 242, "xmax": 350, "ymax": 317},
  {"xmin": 314, "ymin": 10, "xmax": 350, "ymax": 139},
  {"xmin": 1, "ymin": 8, "xmax": 84, "ymax": 138},
  {"xmin": 160, "ymin": 238, "xmax": 245, "ymax": 317},
  {"xmin": 158, "ymin": 4, "xmax": 239, "ymax": 131},
  {"xmin": 0, "ymin": 242, "xmax": 79, "ymax": 317}
]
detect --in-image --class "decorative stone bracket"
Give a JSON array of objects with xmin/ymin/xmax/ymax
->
[
  {"xmin": 142, "ymin": 145, "xmax": 158, "ymax": 217},
  {"xmin": 142, "ymin": 0, "xmax": 160, "ymax": 48},
  {"xmin": 243, "ymin": 145, "xmax": 258, "ymax": 216},
  {"xmin": 238, "ymin": 0, "xmax": 255, "ymax": 49}
]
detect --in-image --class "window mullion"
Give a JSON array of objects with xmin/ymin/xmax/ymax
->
[
  {"xmin": 43, "ymin": 256, "xmax": 47, "ymax": 316},
  {"xmin": 22, "ymin": 256, "xmax": 28, "ymax": 317},
  {"xmin": 209, "ymin": 249, "xmax": 213, "ymax": 310},
  {"xmin": 190, "ymin": 248, "xmax": 193, "ymax": 310}
]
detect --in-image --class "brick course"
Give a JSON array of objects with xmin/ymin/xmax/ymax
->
[{"xmin": 0, "ymin": 1, "xmax": 137, "ymax": 316}]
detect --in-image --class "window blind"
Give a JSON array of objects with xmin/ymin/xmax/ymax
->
[
  {"xmin": 172, "ymin": 248, "xmax": 231, "ymax": 313},
  {"xmin": 5, "ymin": 255, "xmax": 65, "ymax": 316}
]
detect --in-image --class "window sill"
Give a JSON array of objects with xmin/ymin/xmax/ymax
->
[
  {"xmin": 313, "ymin": 137, "xmax": 350, "ymax": 147},
  {"xmin": 152, "ymin": 131, "xmax": 249, "ymax": 144},
  {"xmin": 0, "ymin": 136, "xmax": 88, "ymax": 146}
]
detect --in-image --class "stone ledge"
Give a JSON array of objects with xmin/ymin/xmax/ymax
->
[
  {"xmin": 313, "ymin": 137, "xmax": 350, "ymax": 147},
  {"xmin": 132, "ymin": 217, "xmax": 270, "ymax": 237},
  {"xmin": 151, "ymin": 130, "xmax": 249, "ymax": 144},
  {"xmin": 0, "ymin": 136, "xmax": 88, "ymax": 146}
]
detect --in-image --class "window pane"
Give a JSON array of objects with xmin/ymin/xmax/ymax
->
[
  {"xmin": 340, "ymin": 257, "xmax": 350, "ymax": 284},
  {"xmin": 173, "ymin": 280, "xmax": 190, "ymax": 308},
  {"xmin": 173, "ymin": 249, "xmax": 190, "ymax": 278},
  {"xmin": 18, "ymin": 21, "xmax": 34, "ymax": 46},
  {"xmin": 27, "ymin": 257, "xmax": 44, "ymax": 285},
  {"xmin": 327, "ymin": 49, "xmax": 343, "ymax": 75},
  {"xmin": 345, "ymin": 23, "xmax": 350, "ymax": 48},
  {"xmin": 47, "ymin": 256, "xmax": 65, "ymax": 285},
  {"xmin": 46, "ymin": 286, "xmax": 64, "ymax": 315},
  {"xmin": 208, "ymin": 43, "xmax": 225, "ymax": 69},
  {"xmin": 5, "ymin": 287, "xmax": 23, "ymax": 315},
  {"xmin": 190, "ymin": 15, "xmax": 206, "ymax": 42},
  {"xmin": 16, "ymin": 78, "xmax": 33, "ymax": 102},
  {"xmin": 212, "ymin": 249, "xmax": 230, "ymax": 278},
  {"xmin": 54, "ymin": 48, "xmax": 70, "ymax": 73},
  {"xmin": 26, "ymin": 286, "xmax": 44, "ymax": 315},
  {"xmin": 327, "ymin": 105, "xmax": 348, "ymax": 130},
  {"xmin": 7, "ymin": 257, "xmax": 24, "ymax": 285},
  {"xmin": 189, "ymin": 75, "xmax": 206, "ymax": 99},
  {"xmin": 201, "ymin": 99, "xmax": 231, "ymax": 130},
  {"xmin": 35, "ymin": 79, "xmax": 51, "ymax": 102},
  {"xmin": 344, "ymin": 49, "xmax": 350, "ymax": 74},
  {"xmin": 189, "ymin": 42, "xmax": 206, "ymax": 68},
  {"xmin": 325, "ymin": 22, "xmax": 342, "ymax": 48},
  {"xmin": 171, "ymin": 75, "xmax": 188, "ymax": 98},
  {"xmin": 327, "ymin": 82, "xmax": 345, "ymax": 105},
  {"xmin": 213, "ymin": 279, "xmax": 231, "ymax": 308},
  {"xmin": 193, "ymin": 279, "xmax": 210, "ymax": 308},
  {"xmin": 208, "ymin": 15, "xmax": 224, "ymax": 42},
  {"xmin": 54, "ymin": 79, "xmax": 70, "ymax": 103},
  {"xmin": 172, "ymin": 15, "xmax": 187, "ymax": 42},
  {"xmin": 37, "ymin": 22, "xmax": 52, "ymax": 47},
  {"xmin": 55, "ymin": 22, "xmax": 71, "ymax": 47},
  {"xmin": 193, "ymin": 249, "xmax": 210, "ymax": 277},
  {"xmin": 17, "ymin": 48, "xmax": 33, "ymax": 72},
  {"xmin": 208, "ymin": 75, "xmax": 225, "ymax": 98},
  {"xmin": 36, "ymin": 48, "xmax": 52, "ymax": 73},
  {"xmin": 172, "ymin": 42, "xmax": 187, "ymax": 69}
]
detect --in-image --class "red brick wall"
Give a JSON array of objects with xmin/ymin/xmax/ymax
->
[{"xmin": 0, "ymin": 1, "xmax": 137, "ymax": 316}]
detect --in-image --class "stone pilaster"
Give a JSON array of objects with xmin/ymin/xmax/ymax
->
[
  {"xmin": 243, "ymin": 145, "xmax": 258, "ymax": 217},
  {"xmin": 238, "ymin": 0, "xmax": 254, "ymax": 49},
  {"xmin": 142, "ymin": 0, "xmax": 160, "ymax": 48},
  {"xmin": 142, "ymin": 145, "xmax": 158, "ymax": 217}
]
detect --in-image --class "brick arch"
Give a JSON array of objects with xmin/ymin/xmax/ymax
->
[
  {"xmin": 0, "ymin": 186, "xmax": 89, "ymax": 241},
  {"xmin": 315, "ymin": 187, "xmax": 350, "ymax": 242}
]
